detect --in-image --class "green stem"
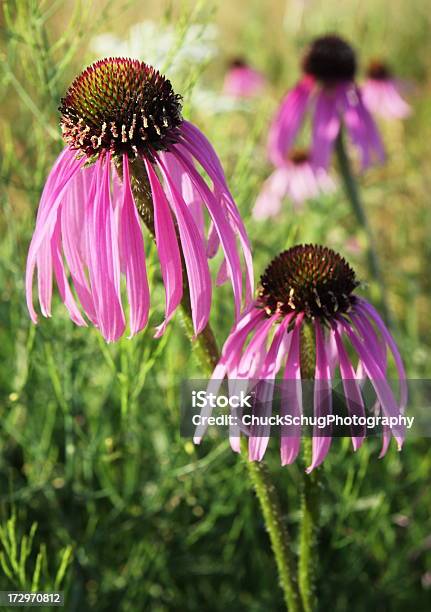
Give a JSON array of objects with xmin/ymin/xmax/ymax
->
[
  {"xmin": 241, "ymin": 438, "xmax": 302, "ymax": 612},
  {"xmin": 177, "ymin": 301, "xmax": 220, "ymax": 374},
  {"xmin": 127, "ymin": 157, "xmax": 301, "ymax": 611},
  {"xmin": 335, "ymin": 130, "xmax": 392, "ymax": 326},
  {"xmin": 298, "ymin": 323, "xmax": 320, "ymax": 612},
  {"xmin": 298, "ymin": 439, "xmax": 319, "ymax": 612}
]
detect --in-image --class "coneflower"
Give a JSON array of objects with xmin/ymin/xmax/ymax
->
[
  {"xmin": 253, "ymin": 149, "xmax": 335, "ymax": 219},
  {"xmin": 268, "ymin": 35, "xmax": 385, "ymax": 170},
  {"xmin": 26, "ymin": 58, "xmax": 253, "ymax": 342},
  {"xmin": 194, "ymin": 244, "xmax": 407, "ymax": 471},
  {"xmin": 223, "ymin": 58, "xmax": 265, "ymax": 99},
  {"xmin": 362, "ymin": 59, "xmax": 411, "ymax": 120}
]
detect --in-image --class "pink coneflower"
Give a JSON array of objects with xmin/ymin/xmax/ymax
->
[
  {"xmin": 362, "ymin": 60, "xmax": 411, "ymax": 120},
  {"xmin": 26, "ymin": 58, "xmax": 253, "ymax": 342},
  {"xmin": 223, "ymin": 59, "xmax": 265, "ymax": 99},
  {"xmin": 253, "ymin": 149, "xmax": 335, "ymax": 219},
  {"xmin": 268, "ymin": 35, "xmax": 385, "ymax": 170},
  {"xmin": 194, "ymin": 245, "xmax": 407, "ymax": 471}
]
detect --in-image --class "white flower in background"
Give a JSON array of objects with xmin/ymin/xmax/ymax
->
[
  {"xmin": 90, "ymin": 19, "xmax": 245, "ymax": 114},
  {"xmin": 189, "ymin": 88, "xmax": 247, "ymax": 114},
  {"xmin": 90, "ymin": 20, "xmax": 218, "ymax": 77}
]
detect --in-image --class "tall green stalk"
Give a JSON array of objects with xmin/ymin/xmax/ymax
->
[
  {"xmin": 127, "ymin": 158, "xmax": 301, "ymax": 611},
  {"xmin": 298, "ymin": 323, "xmax": 320, "ymax": 612},
  {"xmin": 242, "ymin": 438, "xmax": 302, "ymax": 612},
  {"xmin": 335, "ymin": 130, "xmax": 391, "ymax": 326}
]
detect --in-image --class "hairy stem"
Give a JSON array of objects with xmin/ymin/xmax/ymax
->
[
  {"xmin": 298, "ymin": 323, "xmax": 320, "ymax": 612},
  {"xmin": 241, "ymin": 438, "xmax": 302, "ymax": 612},
  {"xmin": 127, "ymin": 157, "xmax": 301, "ymax": 611},
  {"xmin": 335, "ymin": 131, "xmax": 392, "ymax": 326}
]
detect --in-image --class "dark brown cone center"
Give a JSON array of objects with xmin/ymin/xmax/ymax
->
[{"xmin": 258, "ymin": 244, "xmax": 359, "ymax": 320}]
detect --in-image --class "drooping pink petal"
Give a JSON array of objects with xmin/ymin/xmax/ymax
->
[
  {"xmin": 281, "ymin": 313, "xmax": 304, "ymax": 466},
  {"xmin": 343, "ymin": 86, "xmax": 385, "ymax": 170},
  {"xmin": 339, "ymin": 317, "xmax": 405, "ymax": 450},
  {"xmin": 174, "ymin": 137, "xmax": 244, "ymax": 271},
  {"xmin": 182, "ymin": 126, "xmax": 254, "ymax": 299},
  {"xmin": 215, "ymin": 179, "xmax": 254, "ymax": 306},
  {"xmin": 362, "ymin": 80, "xmax": 411, "ymax": 120},
  {"xmin": 155, "ymin": 152, "xmax": 211, "ymax": 336},
  {"xmin": 60, "ymin": 164, "xmax": 98, "ymax": 324},
  {"xmin": 143, "ymin": 158, "xmax": 183, "ymax": 338},
  {"xmin": 36, "ymin": 231, "xmax": 53, "ymax": 318},
  {"xmin": 236, "ymin": 314, "xmax": 279, "ymax": 379},
  {"xmin": 382, "ymin": 81, "xmax": 411, "ymax": 118},
  {"xmin": 26, "ymin": 149, "xmax": 85, "ymax": 323},
  {"xmin": 86, "ymin": 155, "xmax": 125, "ymax": 342},
  {"xmin": 216, "ymin": 259, "xmax": 229, "ymax": 286},
  {"xmin": 311, "ymin": 88, "xmax": 341, "ymax": 170},
  {"xmin": 117, "ymin": 155, "xmax": 150, "ymax": 337},
  {"xmin": 34, "ymin": 151, "xmax": 82, "ymax": 319},
  {"xmin": 325, "ymin": 326, "xmax": 339, "ymax": 377},
  {"xmin": 179, "ymin": 122, "xmax": 254, "ymax": 305},
  {"xmin": 193, "ymin": 307, "xmax": 264, "ymax": 445},
  {"xmin": 349, "ymin": 309, "xmax": 392, "ymax": 457},
  {"xmin": 289, "ymin": 163, "xmax": 319, "ymax": 205},
  {"xmin": 357, "ymin": 98, "xmax": 385, "ymax": 167},
  {"xmin": 378, "ymin": 424, "xmax": 392, "ymax": 459},
  {"xmin": 206, "ymin": 222, "xmax": 220, "ymax": 258},
  {"xmin": 253, "ymin": 167, "xmax": 290, "ymax": 220},
  {"xmin": 261, "ymin": 315, "xmax": 294, "ymax": 379},
  {"xmin": 192, "ymin": 362, "xmax": 228, "ymax": 446},
  {"xmin": 249, "ymin": 315, "xmax": 292, "ymax": 462},
  {"xmin": 268, "ymin": 77, "xmax": 314, "ymax": 166},
  {"xmin": 307, "ymin": 320, "xmax": 333, "ymax": 472},
  {"xmin": 342, "ymin": 92, "xmax": 369, "ymax": 168},
  {"xmin": 357, "ymin": 299, "xmax": 407, "ymax": 411},
  {"xmin": 171, "ymin": 146, "xmax": 243, "ymax": 320},
  {"xmin": 159, "ymin": 151, "xmax": 205, "ymax": 240},
  {"xmin": 333, "ymin": 323, "xmax": 366, "ymax": 451},
  {"xmin": 248, "ymin": 382, "xmax": 273, "ymax": 462},
  {"xmin": 223, "ymin": 309, "xmax": 266, "ymax": 375},
  {"xmin": 51, "ymin": 217, "xmax": 87, "ymax": 327},
  {"xmin": 254, "ymin": 160, "xmax": 336, "ymax": 219},
  {"xmin": 356, "ymin": 301, "xmax": 407, "ymax": 458},
  {"xmin": 111, "ymin": 168, "xmax": 123, "ymax": 210},
  {"xmin": 34, "ymin": 148, "xmax": 81, "ymax": 224},
  {"xmin": 227, "ymin": 314, "xmax": 277, "ymax": 455},
  {"xmin": 351, "ymin": 310, "xmax": 387, "ymax": 371},
  {"xmin": 180, "ymin": 121, "xmax": 228, "ymax": 181}
]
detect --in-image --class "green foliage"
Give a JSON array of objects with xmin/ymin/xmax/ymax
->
[
  {"xmin": 0, "ymin": 0, "xmax": 430, "ymax": 610},
  {"xmin": 0, "ymin": 510, "xmax": 72, "ymax": 592}
]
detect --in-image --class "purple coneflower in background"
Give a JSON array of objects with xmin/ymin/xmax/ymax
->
[
  {"xmin": 253, "ymin": 149, "xmax": 335, "ymax": 219},
  {"xmin": 194, "ymin": 244, "xmax": 407, "ymax": 472},
  {"xmin": 26, "ymin": 58, "xmax": 253, "ymax": 342},
  {"xmin": 268, "ymin": 35, "xmax": 385, "ymax": 170},
  {"xmin": 362, "ymin": 60, "xmax": 411, "ymax": 120},
  {"xmin": 223, "ymin": 58, "xmax": 265, "ymax": 99}
]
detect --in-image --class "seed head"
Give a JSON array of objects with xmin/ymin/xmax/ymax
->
[
  {"xmin": 366, "ymin": 59, "xmax": 392, "ymax": 81},
  {"xmin": 59, "ymin": 58, "xmax": 183, "ymax": 158},
  {"xmin": 302, "ymin": 35, "xmax": 357, "ymax": 85},
  {"xmin": 258, "ymin": 244, "xmax": 359, "ymax": 320}
]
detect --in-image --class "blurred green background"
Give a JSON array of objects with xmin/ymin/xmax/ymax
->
[{"xmin": 1, "ymin": 0, "xmax": 430, "ymax": 610}]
